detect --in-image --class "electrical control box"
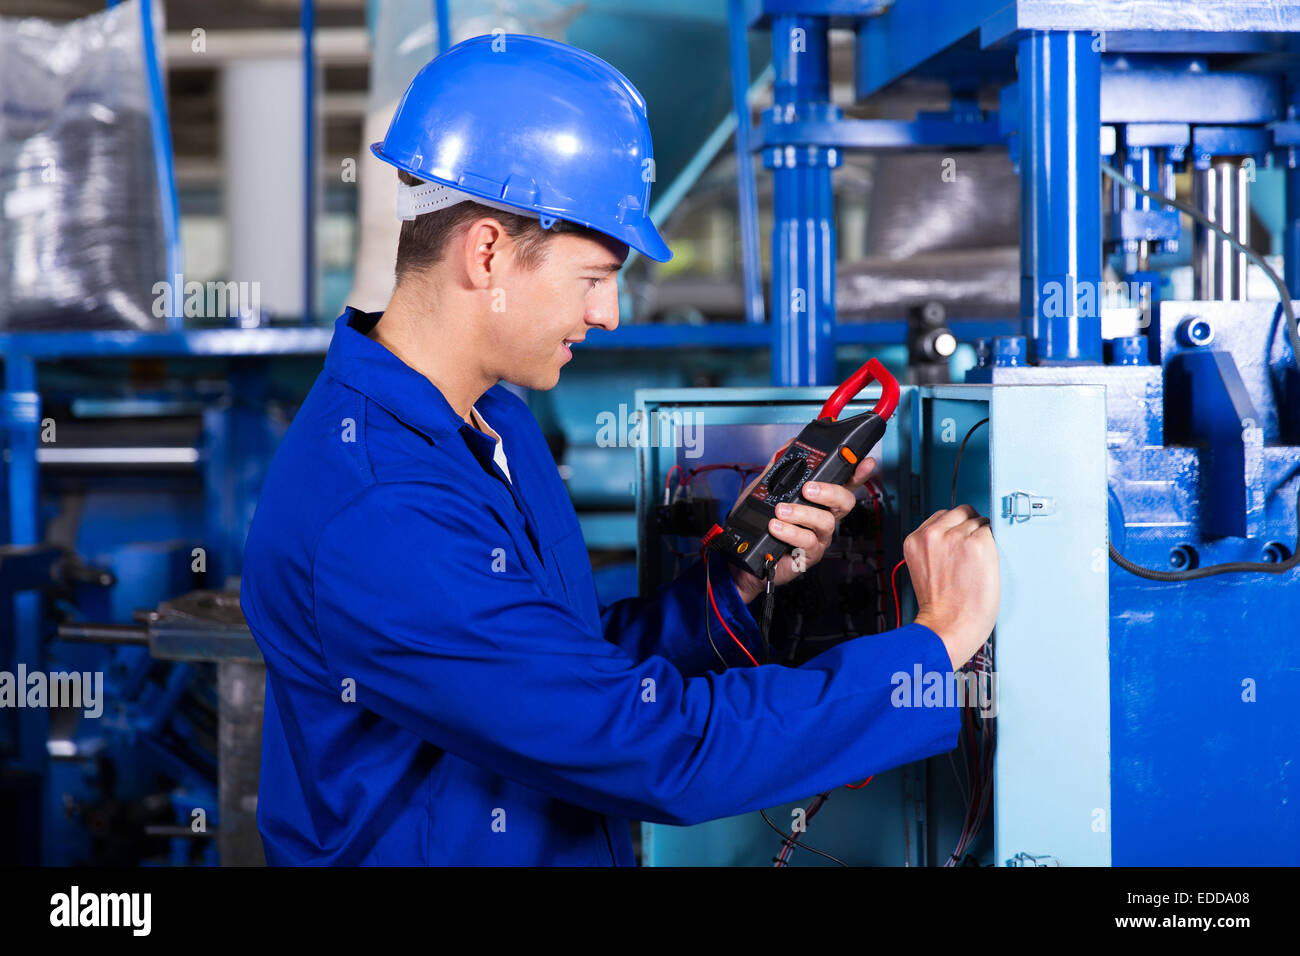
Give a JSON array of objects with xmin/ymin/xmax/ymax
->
[{"xmin": 635, "ymin": 380, "xmax": 1111, "ymax": 867}]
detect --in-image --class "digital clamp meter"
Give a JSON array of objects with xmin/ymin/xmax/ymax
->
[{"xmin": 702, "ymin": 358, "xmax": 901, "ymax": 580}]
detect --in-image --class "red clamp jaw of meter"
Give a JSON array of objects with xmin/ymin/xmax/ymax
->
[
  {"xmin": 704, "ymin": 356, "xmax": 902, "ymax": 579},
  {"xmin": 819, "ymin": 357, "xmax": 899, "ymax": 423}
]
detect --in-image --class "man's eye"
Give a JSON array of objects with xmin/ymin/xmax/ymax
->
[{"xmin": 586, "ymin": 277, "xmax": 603, "ymax": 288}]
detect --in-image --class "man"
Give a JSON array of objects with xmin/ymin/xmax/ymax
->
[{"xmin": 241, "ymin": 34, "xmax": 999, "ymax": 865}]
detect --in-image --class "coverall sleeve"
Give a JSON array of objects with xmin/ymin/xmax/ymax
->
[
  {"xmin": 598, "ymin": 548, "xmax": 767, "ymax": 676},
  {"xmin": 312, "ymin": 482, "xmax": 961, "ymax": 828}
]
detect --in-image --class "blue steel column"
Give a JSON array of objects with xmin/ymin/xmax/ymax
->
[
  {"xmin": 1286, "ymin": 88, "xmax": 1300, "ymax": 298},
  {"xmin": 4, "ymin": 354, "xmax": 46, "ymax": 860},
  {"xmin": 139, "ymin": 0, "xmax": 182, "ymax": 331},
  {"xmin": 1287, "ymin": 160, "xmax": 1300, "ymax": 298},
  {"xmin": 728, "ymin": 0, "xmax": 765, "ymax": 326},
  {"xmin": 765, "ymin": 15, "xmax": 840, "ymax": 386},
  {"xmin": 1018, "ymin": 31, "xmax": 1103, "ymax": 364},
  {"xmin": 434, "ymin": 0, "xmax": 451, "ymax": 54},
  {"xmin": 301, "ymin": 0, "xmax": 316, "ymax": 325}
]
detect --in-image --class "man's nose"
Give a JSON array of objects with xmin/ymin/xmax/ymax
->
[{"xmin": 587, "ymin": 279, "xmax": 620, "ymax": 332}]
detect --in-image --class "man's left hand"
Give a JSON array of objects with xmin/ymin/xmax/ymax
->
[{"xmin": 725, "ymin": 445, "xmax": 878, "ymax": 604}]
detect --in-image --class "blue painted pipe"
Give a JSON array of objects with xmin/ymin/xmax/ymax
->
[
  {"xmin": 1018, "ymin": 31, "xmax": 1103, "ymax": 364},
  {"xmin": 435, "ymin": 0, "xmax": 451, "ymax": 54},
  {"xmin": 1287, "ymin": 83, "xmax": 1300, "ymax": 297},
  {"xmin": 766, "ymin": 15, "xmax": 840, "ymax": 386},
  {"xmin": 302, "ymin": 0, "xmax": 316, "ymax": 324},
  {"xmin": 727, "ymin": 0, "xmax": 765, "ymax": 326},
  {"xmin": 1287, "ymin": 162, "xmax": 1300, "ymax": 298},
  {"xmin": 3, "ymin": 355, "xmax": 46, "ymax": 798},
  {"xmin": 138, "ymin": 0, "xmax": 183, "ymax": 330}
]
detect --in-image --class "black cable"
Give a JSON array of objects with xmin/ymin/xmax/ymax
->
[
  {"xmin": 702, "ymin": 555, "xmax": 730, "ymax": 669},
  {"xmin": 759, "ymin": 557, "xmax": 776, "ymax": 664},
  {"xmin": 1107, "ymin": 481, "xmax": 1300, "ymax": 580},
  {"xmin": 869, "ymin": 481, "xmax": 895, "ymax": 632},
  {"xmin": 760, "ymin": 804, "xmax": 847, "ymax": 867},
  {"xmin": 770, "ymin": 791, "xmax": 827, "ymax": 867},
  {"xmin": 950, "ymin": 418, "xmax": 989, "ymax": 509},
  {"xmin": 944, "ymin": 419, "xmax": 997, "ymax": 865},
  {"xmin": 1100, "ymin": 161, "xmax": 1300, "ymax": 376}
]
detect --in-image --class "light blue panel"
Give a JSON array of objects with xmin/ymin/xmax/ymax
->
[{"xmin": 938, "ymin": 382, "xmax": 1112, "ymax": 866}]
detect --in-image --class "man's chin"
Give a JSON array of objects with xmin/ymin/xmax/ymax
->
[{"xmin": 502, "ymin": 371, "xmax": 560, "ymax": 391}]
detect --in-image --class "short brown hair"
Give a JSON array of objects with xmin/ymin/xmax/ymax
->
[{"xmin": 394, "ymin": 170, "xmax": 604, "ymax": 283}]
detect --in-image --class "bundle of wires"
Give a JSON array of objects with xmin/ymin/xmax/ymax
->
[
  {"xmin": 701, "ymin": 543, "xmax": 856, "ymax": 865},
  {"xmin": 864, "ymin": 479, "xmax": 891, "ymax": 632},
  {"xmin": 762, "ymin": 790, "xmax": 848, "ymax": 867},
  {"xmin": 662, "ymin": 463, "xmax": 765, "ymax": 567},
  {"xmin": 940, "ymin": 419, "xmax": 996, "ymax": 865},
  {"xmin": 944, "ymin": 638, "xmax": 996, "ymax": 866}
]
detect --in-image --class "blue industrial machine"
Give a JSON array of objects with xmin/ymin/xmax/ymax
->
[
  {"xmin": 0, "ymin": 0, "xmax": 867, "ymax": 866},
  {"xmin": 3, "ymin": 0, "xmax": 1296, "ymax": 867},
  {"xmin": 637, "ymin": 0, "xmax": 1299, "ymax": 866}
]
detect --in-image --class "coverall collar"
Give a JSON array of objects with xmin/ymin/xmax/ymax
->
[{"xmin": 326, "ymin": 306, "xmax": 480, "ymax": 444}]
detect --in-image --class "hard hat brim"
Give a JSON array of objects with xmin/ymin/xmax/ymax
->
[{"xmin": 369, "ymin": 142, "xmax": 673, "ymax": 264}]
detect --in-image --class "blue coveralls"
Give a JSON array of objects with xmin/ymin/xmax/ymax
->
[{"xmin": 241, "ymin": 307, "xmax": 961, "ymax": 865}]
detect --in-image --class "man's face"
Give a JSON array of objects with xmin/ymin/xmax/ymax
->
[{"xmin": 491, "ymin": 230, "xmax": 628, "ymax": 390}]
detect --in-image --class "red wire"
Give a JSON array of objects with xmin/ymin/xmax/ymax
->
[
  {"xmin": 684, "ymin": 462, "xmax": 762, "ymax": 485},
  {"xmin": 664, "ymin": 464, "xmax": 683, "ymax": 492},
  {"xmin": 701, "ymin": 539, "xmax": 885, "ymax": 795},
  {"xmin": 704, "ymin": 555, "xmax": 760, "ymax": 668}
]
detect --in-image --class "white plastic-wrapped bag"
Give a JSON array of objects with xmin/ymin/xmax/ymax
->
[{"xmin": 0, "ymin": 0, "xmax": 167, "ymax": 330}]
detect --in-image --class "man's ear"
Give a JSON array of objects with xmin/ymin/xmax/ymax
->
[{"xmin": 462, "ymin": 218, "xmax": 508, "ymax": 289}]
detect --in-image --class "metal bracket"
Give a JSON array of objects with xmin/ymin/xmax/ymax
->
[
  {"xmin": 1002, "ymin": 490, "xmax": 1056, "ymax": 521},
  {"xmin": 1006, "ymin": 851, "xmax": 1061, "ymax": 867}
]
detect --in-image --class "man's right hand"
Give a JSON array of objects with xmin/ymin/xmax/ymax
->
[{"xmin": 903, "ymin": 505, "xmax": 999, "ymax": 670}]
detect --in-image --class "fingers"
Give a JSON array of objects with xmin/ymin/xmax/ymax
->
[
  {"xmin": 950, "ymin": 514, "xmax": 991, "ymax": 537},
  {"xmin": 799, "ymin": 455, "xmax": 873, "ymax": 518},
  {"xmin": 768, "ymin": 511, "xmax": 822, "ymax": 551},
  {"xmin": 800, "ymin": 479, "xmax": 856, "ymax": 520},
  {"xmin": 844, "ymin": 455, "xmax": 877, "ymax": 492},
  {"xmin": 920, "ymin": 504, "xmax": 979, "ymax": 533},
  {"xmin": 773, "ymin": 499, "xmax": 836, "ymax": 538}
]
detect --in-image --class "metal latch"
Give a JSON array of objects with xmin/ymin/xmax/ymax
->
[
  {"xmin": 1006, "ymin": 852, "xmax": 1061, "ymax": 867},
  {"xmin": 1002, "ymin": 491, "xmax": 1055, "ymax": 521}
]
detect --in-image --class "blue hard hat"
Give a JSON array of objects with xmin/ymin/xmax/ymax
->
[{"xmin": 371, "ymin": 33, "xmax": 672, "ymax": 263}]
